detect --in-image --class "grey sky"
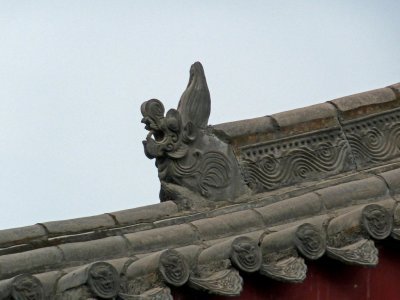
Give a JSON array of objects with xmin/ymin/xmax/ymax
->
[{"xmin": 1, "ymin": 1, "xmax": 399, "ymax": 229}]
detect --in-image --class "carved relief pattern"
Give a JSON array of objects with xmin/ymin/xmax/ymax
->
[
  {"xmin": 169, "ymin": 150, "xmax": 232, "ymax": 197},
  {"xmin": 87, "ymin": 262, "xmax": 119, "ymax": 299},
  {"xmin": 392, "ymin": 228, "xmax": 400, "ymax": 240},
  {"xmin": 260, "ymin": 256, "xmax": 307, "ymax": 283},
  {"xmin": 11, "ymin": 275, "xmax": 44, "ymax": 300},
  {"xmin": 344, "ymin": 109, "xmax": 400, "ymax": 167},
  {"xmin": 294, "ymin": 224, "xmax": 326, "ymax": 260},
  {"xmin": 240, "ymin": 129, "xmax": 352, "ymax": 191},
  {"xmin": 141, "ymin": 99, "xmax": 236, "ymax": 200},
  {"xmin": 189, "ymin": 268, "xmax": 243, "ymax": 296},
  {"xmin": 231, "ymin": 237, "xmax": 262, "ymax": 273},
  {"xmin": 158, "ymin": 250, "xmax": 190, "ymax": 287},
  {"xmin": 362, "ymin": 204, "xmax": 392, "ymax": 240},
  {"xmin": 119, "ymin": 287, "xmax": 173, "ymax": 300},
  {"xmin": 327, "ymin": 239, "xmax": 378, "ymax": 266}
]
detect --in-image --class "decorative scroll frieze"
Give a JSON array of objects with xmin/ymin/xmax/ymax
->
[
  {"xmin": 240, "ymin": 129, "xmax": 353, "ymax": 192},
  {"xmin": 343, "ymin": 108, "xmax": 400, "ymax": 168},
  {"xmin": 327, "ymin": 239, "xmax": 378, "ymax": 266},
  {"xmin": 260, "ymin": 256, "xmax": 307, "ymax": 283}
]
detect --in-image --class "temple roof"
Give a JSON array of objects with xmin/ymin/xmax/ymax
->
[{"xmin": 0, "ymin": 63, "xmax": 399, "ymax": 299}]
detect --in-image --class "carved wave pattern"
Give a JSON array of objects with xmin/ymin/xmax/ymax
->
[
  {"xmin": 344, "ymin": 111, "xmax": 400, "ymax": 167},
  {"xmin": 260, "ymin": 256, "xmax": 307, "ymax": 283},
  {"xmin": 119, "ymin": 287, "xmax": 173, "ymax": 300},
  {"xmin": 327, "ymin": 239, "xmax": 378, "ymax": 266},
  {"xmin": 172, "ymin": 151, "xmax": 231, "ymax": 197},
  {"xmin": 189, "ymin": 269, "xmax": 243, "ymax": 296},
  {"xmin": 240, "ymin": 130, "xmax": 351, "ymax": 191}
]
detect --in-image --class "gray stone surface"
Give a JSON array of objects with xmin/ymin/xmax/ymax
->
[
  {"xmin": 110, "ymin": 201, "xmax": 178, "ymax": 226},
  {"xmin": 271, "ymin": 102, "xmax": 339, "ymax": 135},
  {"xmin": 255, "ymin": 193, "xmax": 323, "ymax": 226},
  {"xmin": 191, "ymin": 210, "xmax": 264, "ymax": 240},
  {"xmin": 0, "ymin": 246, "xmax": 63, "ymax": 280},
  {"xmin": 212, "ymin": 116, "xmax": 276, "ymax": 144},
  {"xmin": 125, "ymin": 224, "xmax": 199, "ymax": 254},
  {"xmin": 0, "ymin": 65, "xmax": 399, "ymax": 299},
  {"xmin": 58, "ymin": 236, "xmax": 130, "ymax": 263},
  {"xmin": 380, "ymin": 168, "xmax": 400, "ymax": 195},
  {"xmin": 330, "ymin": 87, "xmax": 398, "ymax": 122},
  {"xmin": 317, "ymin": 176, "xmax": 388, "ymax": 210},
  {"xmin": 42, "ymin": 214, "xmax": 116, "ymax": 236},
  {"xmin": 0, "ymin": 224, "xmax": 47, "ymax": 248}
]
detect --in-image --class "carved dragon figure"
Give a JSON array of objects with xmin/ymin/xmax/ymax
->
[{"xmin": 141, "ymin": 62, "xmax": 248, "ymax": 202}]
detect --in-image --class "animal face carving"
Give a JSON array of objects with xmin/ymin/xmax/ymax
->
[
  {"xmin": 88, "ymin": 263, "xmax": 119, "ymax": 298},
  {"xmin": 141, "ymin": 62, "xmax": 248, "ymax": 202},
  {"xmin": 141, "ymin": 99, "xmax": 196, "ymax": 160},
  {"xmin": 11, "ymin": 275, "xmax": 43, "ymax": 300}
]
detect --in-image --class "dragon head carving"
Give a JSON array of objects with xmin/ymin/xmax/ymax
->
[
  {"xmin": 141, "ymin": 62, "xmax": 248, "ymax": 202},
  {"xmin": 141, "ymin": 99, "xmax": 196, "ymax": 160}
]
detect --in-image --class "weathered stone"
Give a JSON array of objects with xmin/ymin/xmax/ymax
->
[
  {"xmin": 212, "ymin": 116, "xmax": 276, "ymax": 146},
  {"xmin": 260, "ymin": 255, "xmax": 307, "ymax": 283},
  {"xmin": 255, "ymin": 193, "xmax": 323, "ymax": 226},
  {"xmin": 342, "ymin": 107, "xmax": 400, "ymax": 168},
  {"xmin": 110, "ymin": 201, "xmax": 178, "ymax": 226},
  {"xmin": 191, "ymin": 210, "xmax": 264, "ymax": 240},
  {"xmin": 0, "ymin": 225, "xmax": 47, "ymax": 248},
  {"xmin": 35, "ymin": 271, "xmax": 64, "ymax": 299},
  {"xmin": 261, "ymin": 223, "xmax": 325, "ymax": 261},
  {"xmin": 42, "ymin": 214, "xmax": 116, "ymax": 236},
  {"xmin": 239, "ymin": 127, "xmax": 353, "ymax": 192},
  {"xmin": 327, "ymin": 239, "xmax": 378, "ymax": 266},
  {"xmin": 327, "ymin": 203, "xmax": 392, "ymax": 248},
  {"xmin": 125, "ymin": 224, "xmax": 199, "ymax": 254},
  {"xmin": 58, "ymin": 236, "xmax": 130, "ymax": 263},
  {"xmin": 272, "ymin": 102, "xmax": 339, "ymax": 135},
  {"xmin": 141, "ymin": 62, "xmax": 249, "ymax": 203},
  {"xmin": 0, "ymin": 274, "xmax": 44, "ymax": 300},
  {"xmin": 0, "ymin": 247, "xmax": 63, "ymax": 280},
  {"xmin": 379, "ymin": 168, "xmax": 400, "ymax": 195},
  {"xmin": 197, "ymin": 236, "xmax": 261, "ymax": 273},
  {"xmin": 317, "ymin": 176, "xmax": 388, "ymax": 210},
  {"xmin": 57, "ymin": 262, "xmax": 120, "ymax": 299},
  {"xmin": 330, "ymin": 87, "xmax": 399, "ymax": 122},
  {"xmin": 126, "ymin": 249, "xmax": 190, "ymax": 287},
  {"xmin": 189, "ymin": 266, "xmax": 243, "ymax": 297}
]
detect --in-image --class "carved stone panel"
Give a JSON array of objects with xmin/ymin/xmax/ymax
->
[
  {"xmin": 239, "ymin": 128, "xmax": 354, "ymax": 192},
  {"xmin": 343, "ymin": 108, "xmax": 400, "ymax": 168}
]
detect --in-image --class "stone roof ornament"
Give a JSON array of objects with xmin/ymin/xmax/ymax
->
[
  {"xmin": 0, "ymin": 68, "xmax": 399, "ymax": 299},
  {"xmin": 141, "ymin": 62, "xmax": 248, "ymax": 203}
]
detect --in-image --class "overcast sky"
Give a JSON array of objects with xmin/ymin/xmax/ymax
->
[{"xmin": 1, "ymin": 1, "xmax": 399, "ymax": 230}]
